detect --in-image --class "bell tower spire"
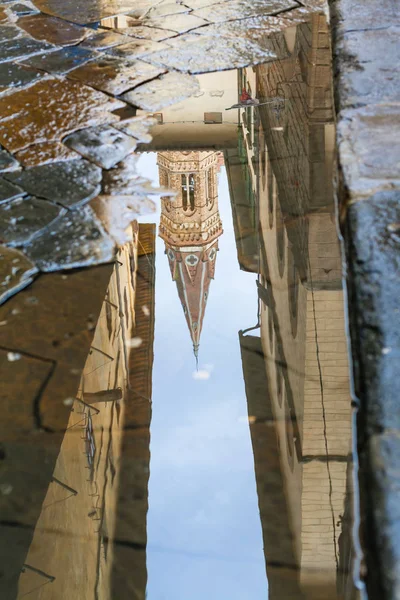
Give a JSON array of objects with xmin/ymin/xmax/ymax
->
[{"xmin": 158, "ymin": 151, "xmax": 223, "ymax": 361}]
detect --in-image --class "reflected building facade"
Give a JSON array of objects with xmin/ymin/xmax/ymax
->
[
  {"xmin": 230, "ymin": 13, "xmax": 358, "ymax": 600},
  {"xmin": 158, "ymin": 151, "xmax": 223, "ymax": 359},
  {"xmin": 16, "ymin": 224, "xmax": 156, "ymax": 600}
]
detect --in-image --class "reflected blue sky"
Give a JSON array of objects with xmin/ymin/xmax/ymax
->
[{"xmin": 137, "ymin": 153, "xmax": 268, "ymax": 599}]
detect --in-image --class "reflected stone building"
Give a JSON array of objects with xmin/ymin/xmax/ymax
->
[
  {"xmin": 16, "ymin": 224, "xmax": 156, "ymax": 600},
  {"xmin": 158, "ymin": 151, "xmax": 223, "ymax": 359},
  {"xmin": 231, "ymin": 13, "xmax": 357, "ymax": 600}
]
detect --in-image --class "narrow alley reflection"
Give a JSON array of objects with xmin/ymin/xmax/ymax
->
[{"xmin": 0, "ymin": 12, "xmax": 362, "ymax": 600}]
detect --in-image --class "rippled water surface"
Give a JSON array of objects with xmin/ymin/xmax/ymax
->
[{"xmin": 0, "ymin": 2, "xmax": 365, "ymax": 599}]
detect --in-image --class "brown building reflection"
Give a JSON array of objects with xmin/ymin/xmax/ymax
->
[
  {"xmin": 229, "ymin": 14, "xmax": 358, "ymax": 600},
  {"xmin": 158, "ymin": 151, "xmax": 223, "ymax": 360},
  {"xmin": 16, "ymin": 224, "xmax": 156, "ymax": 600}
]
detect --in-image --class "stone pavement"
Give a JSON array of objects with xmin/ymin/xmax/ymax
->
[
  {"xmin": 329, "ymin": 0, "xmax": 400, "ymax": 598},
  {"xmin": 0, "ymin": 0, "xmax": 325, "ymax": 305}
]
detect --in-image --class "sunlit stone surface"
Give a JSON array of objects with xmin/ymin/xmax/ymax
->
[{"xmin": 0, "ymin": 244, "xmax": 38, "ymax": 303}]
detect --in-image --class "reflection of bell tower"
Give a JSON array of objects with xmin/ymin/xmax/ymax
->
[{"xmin": 158, "ymin": 151, "xmax": 223, "ymax": 361}]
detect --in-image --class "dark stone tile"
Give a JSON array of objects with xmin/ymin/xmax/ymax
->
[
  {"xmin": 24, "ymin": 205, "xmax": 115, "ymax": 271},
  {"xmin": 105, "ymin": 38, "xmax": 170, "ymax": 60},
  {"xmin": 5, "ymin": 159, "xmax": 102, "ymax": 208},
  {"xmin": 64, "ymin": 124, "xmax": 137, "ymax": 169},
  {"xmin": 0, "ymin": 36, "xmax": 54, "ymax": 63},
  {"xmin": 345, "ymin": 190, "xmax": 400, "ymax": 431},
  {"xmin": 10, "ymin": 3, "xmax": 38, "ymax": 15},
  {"xmin": 0, "ymin": 24, "xmax": 21, "ymax": 42},
  {"xmin": 15, "ymin": 141, "xmax": 81, "ymax": 167},
  {"xmin": 0, "ymin": 196, "xmax": 64, "ymax": 246},
  {"xmin": 19, "ymin": 45, "xmax": 98, "ymax": 74},
  {"xmin": 120, "ymin": 70, "xmax": 200, "ymax": 111},
  {"xmin": 0, "ymin": 177, "xmax": 25, "ymax": 203},
  {"xmin": 0, "ymin": 60, "xmax": 42, "ymax": 91},
  {"xmin": 0, "ymin": 244, "xmax": 38, "ymax": 304},
  {"xmin": 17, "ymin": 14, "xmax": 91, "ymax": 45},
  {"xmin": 0, "ymin": 146, "xmax": 19, "ymax": 172}
]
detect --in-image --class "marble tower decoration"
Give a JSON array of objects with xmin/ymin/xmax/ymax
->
[{"xmin": 158, "ymin": 151, "xmax": 223, "ymax": 361}]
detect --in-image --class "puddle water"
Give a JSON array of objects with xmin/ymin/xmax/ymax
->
[{"xmin": 0, "ymin": 5, "xmax": 367, "ymax": 600}]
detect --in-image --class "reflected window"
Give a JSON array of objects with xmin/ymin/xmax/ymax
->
[
  {"xmin": 189, "ymin": 174, "xmax": 195, "ymax": 210},
  {"xmin": 288, "ymin": 251, "xmax": 299, "ymax": 338},
  {"xmin": 181, "ymin": 174, "xmax": 188, "ymax": 211},
  {"xmin": 285, "ymin": 398, "xmax": 295, "ymax": 472}
]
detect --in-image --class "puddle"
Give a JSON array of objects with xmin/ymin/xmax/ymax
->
[{"xmin": 0, "ymin": 3, "xmax": 366, "ymax": 600}]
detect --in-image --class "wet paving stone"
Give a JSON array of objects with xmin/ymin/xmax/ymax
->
[
  {"xmin": 105, "ymin": 38, "xmax": 171, "ymax": 60},
  {"xmin": 0, "ymin": 146, "xmax": 20, "ymax": 172},
  {"xmin": 0, "ymin": 177, "xmax": 25, "ymax": 203},
  {"xmin": 19, "ymin": 45, "xmax": 98, "ymax": 74},
  {"xmin": 32, "ymin": 0, "xmax": 159, "ymax": 24},
  {"xmin": 80, "ymin": 30, "xmax": 132, "ymax": 50},
  {"xmin": 111, "ymin": 24, "xmax": 177, "ymax": 42},
  {"xmin": 68, "ymin": 55, "xmax": 164, "ymax": 95},
  {"xmin": 0, "ymin": 36, "xmax": 55, "ymax": 63},
  {"xmin": 120, "ymin": 70, "xmax": 200, "ymax": 110},
  {"xmin": 15, "ymin": 141, "xmax": 81, "ymax": 167},
  {"xmin": 0, "ymin": 25, "xmax": 22, "ymax": 43},
  {"xmin": 0, "ymin": 78, "xmax": 123, "ymax": 153},
  {"xmin": 0, "ymin": 244, "xmax": 38, "ymax": 304},
  {"xmin": 91, "ymin": 193, "xmax": 156, "ymax": 244},
  {"xmin": 10, "ymin": 3, "xmax": 38, "ymax": 15},
  {"xmin": 147, "ymin": 1, "xmax": 192, "ymax": 18},
  {"xmin": 0, "ymin": 195, "xmax": 65, "ymax": 246},
  {"xmin": 113, "ymin": 115, "xmax": 157, "ymax": 144},
  {"xmin": 5, "ymin": 159, "xmax": 102, "ymax": 208},
  {"xmin": 64, "ymin": 124, "xmax": 137, "ymax": 169},
  {"xmin": 193, "ymin": 0, "xmax": 300, "ymax": 23},
  {"xmin": 142, "ymin": 32, "xmax": 277, "ymax": 73},
  {"xmin": 144, "ymin": 13, "xmax": 209, "ymax": 33},
  {"xmin": 24, "ymin": 205, "xmax": 115, "ymax": 271},
  {"xmin": 0, "ymin": 60, "xmax": 42, "ymax": 91},
  {"xmin": 17, "ymin": 14, "xmax": 91, "ymax": 45},
  {"xmin": 0, "ymin": 8, "xmax": 7, "ymax": 23}
]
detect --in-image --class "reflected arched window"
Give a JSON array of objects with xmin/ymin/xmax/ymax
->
[
  {"xmin": 189, "ymin": 174, "xmax": 195, "ymax": 211},
  {"xmin": 181, "ymin": 174, "xmax": 188, "ymax": 211}
]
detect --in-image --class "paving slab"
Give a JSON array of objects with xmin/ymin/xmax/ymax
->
[
  {"xmin": 19, "ymin": 46, "xmax": 98, "ymax": 74},
  {"xmin": 0, "ymin": 177, "xmax": 25, "ymax": 203},
  {"xmin": 0, "ymin": 78, "xmax": 123, "ymax": 153},
  {"xmin": 120, "ymin": 70, "xmax": 200, "ymax": 110},
  {"xmin": 64, "ymin": 124, "xmax": 137, "ymax": 169},
  {"xmin": 0, "ymin": 7, "xmax": 7, "ymax": 23},
  {"xmin": 112, "ymin": 24, "xmax": 177, "ymax": 41},
  {"xmin": 32, "ymin": 0, "xmax": 159, "ymax": 24},
  {"xmin": 113, "ymin": 115, "xmax": 157, "ymax": 143},
  {"xmin": 193, "ymin": 0, "xmax": 300, "ymax": 23},
  {"xmin": 0, "ymin": 24, "xmax": 21, "ymax": 43},
  {"xmin": 10, "ymin": 3, "xmax": 38, "ymax": 15},
  {"xmin": 5, "ymin": 159, "xmax": 102, "ymax": 208},
  {"xmin": 68, "ymin": 55, "xmax": 164, "ymax": 95},
  {"xmin": 0, "ymin": 195, "xmax": 65, "ymax": 246},
  {"xmin": 105, "ymin": 38, "xmax": 170, "ymax": 60},
  {"xmin": 17, "ymin": 13, "xmax": 92, "ymax": 45},
  {"xmin": 0, "ymin": 60, "xmax": 42, "ymax": 91},
  {"xmin": 15, "ymin": 140, "xmax": 81, "ymax": 167},
  {"xmin": 24, "ymin": 205, "xmax": 115, "ymax": 271},
  {"xmin": 80, "ymin": 30, "xmax": 132, "ymax": 50},
  {"xmin": 0, "ymin": 36, "xmax": 54, "ymax": 63},
  {"xmin": 144, "ymin": 12, "xmax": 208, "ymax": 33},
  {"xmin": 0, "ymin": 146, "xmax": 19, "ymax": 172},
  {"xmin": 0, "ymin": 244, "xmax": 38, "ymax": 304},
  {"xmin": 142, "ymin": 32, "xmax": 277, "ymax": 73}
]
